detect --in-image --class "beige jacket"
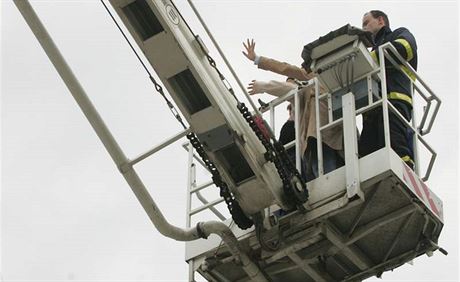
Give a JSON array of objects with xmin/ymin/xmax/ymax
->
[{"xmin": 258, "ymin": 56, "xmax": 343, "ymax": 154}]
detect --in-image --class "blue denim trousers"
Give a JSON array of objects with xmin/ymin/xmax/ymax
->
[{"xmin": 302, "ymin": 138, "xmax": 344, "ymax": 182}]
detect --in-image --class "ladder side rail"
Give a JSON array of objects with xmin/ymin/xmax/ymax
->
[
  {"xmin": 186, "ymin": 143, "xmax": 195, "ymax": 228},
  {"xmin": 380, "ymin": 43, "xmax": 439, "ymax": 180},
  {"xmin": 181, "ymin": 142, "xmax": 209, "ymax": 172},
  {"xmin": 418, "ymin": 99, "xmax": 433, "ymax": 134},
  {"xmin": 412, "ymin": 83, "xmax": 433, "ymax": 136},
  {"xmin": 182, "ymin": 144, "xmax": 228, "ymax": 222},
  {"xmin": 380, "ymin": 43, "xmax": 442, "ymax": 136},
  {"xmin": 386, "ymin": 99, "xmax": 437, "ymax": 180},
  {"xmin": 410, "ymin": 79, "xmax": 421, "ymax": 176},
  {"xmin": 417, "ymin": 135, "xmax": 438, "ymax": 181},
  {"xmin": 378, "ymin": 45, "xmax": 393, "ymax": 155},
  {"xmin": 422, "ymin": 96, "xmax": 441, "ymax": 136}
]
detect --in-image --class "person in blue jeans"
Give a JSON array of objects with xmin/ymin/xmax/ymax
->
[
  {"xmin": 246, "ymin": 77, "xmax": 344, "ymax": 183},
  {"xmin": 244, "ymin": 40, "xmax": 345, "ymax": 183},
  {"xmin": 303, "ymin": 137, "xmax": 345, "ymax": 182}
]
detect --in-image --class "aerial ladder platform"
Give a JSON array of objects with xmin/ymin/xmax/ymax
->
[{"xmin": 14, "ymin": 0, "xmax": 445, "ymax": 281}]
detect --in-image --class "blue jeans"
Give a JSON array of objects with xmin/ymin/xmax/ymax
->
[{"xmin": 302, "ymin": 138, "xmax": 344, "ymax": 182}]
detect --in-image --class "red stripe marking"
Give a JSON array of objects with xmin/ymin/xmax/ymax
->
[
  {"xmin": 404, "ymin": 165, "xmax": 441, "ymax": 218},
  {"xmin": 404, "ymin": 165, "xmax": 424, "ymax": 200},
  {"xmin": 419, "ymin": 180, "xmax": 441, "ymax": 217}
]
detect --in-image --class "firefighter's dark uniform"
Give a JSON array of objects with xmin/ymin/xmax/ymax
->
[{"xmin": 358, "ymin": 26, "xmax": 417, "ymax": 168}]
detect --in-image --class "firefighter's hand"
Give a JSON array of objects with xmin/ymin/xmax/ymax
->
[
  {"xmin": 242, "ymin": 39, "xmax": 257, "ymax": 61},
  {"xmin": 247, "ymin": 80, "xmax": 262, "ymax": 95}
]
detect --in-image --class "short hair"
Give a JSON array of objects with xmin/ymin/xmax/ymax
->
[{"xmin": 368, "ymin": 10, "xmax": 390, "ymax": 27}]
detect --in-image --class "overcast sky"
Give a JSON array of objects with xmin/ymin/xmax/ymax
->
[{"xmin": 2, "ymin": 0, "xmax": 459, "ymax": 281}]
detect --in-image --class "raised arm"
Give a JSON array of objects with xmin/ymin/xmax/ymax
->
[
  {"xmin": 242, "ymin": 39, "xmax": 315, "ymax": 81},
  {"xmin": 258, "ymin": 57, "xmax": 315, "ymax": 81},
  {"xmin": 247, "ymin": 80, "xmax": 296, "ymax": 97}
]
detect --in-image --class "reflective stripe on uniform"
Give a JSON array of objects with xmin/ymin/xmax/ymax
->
[
  {"xmin": 402, "ymin": 155, "xmax": 415, "ymax": 165},
  {"xmin": 388, "ymin": 92, "xmax": 412, "ymax": 104},
  {"xmin": 371, "ymin": 49, "xmax": 415, "ymax": 82},
  {"xmin": 400, "ymin": 65, "xmax": 417, "ymax": 81},
  {"xmin": 370, "ymin": 50, "xmax": 378, "ymax": 62},
  {"xmin": 394, "ymin": 38, "xmax": 414, "ymax": 61}
]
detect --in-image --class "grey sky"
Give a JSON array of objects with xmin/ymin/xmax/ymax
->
[{"xmin": 2, "ymin": 0, "xmax": 458, "ymax": 281}]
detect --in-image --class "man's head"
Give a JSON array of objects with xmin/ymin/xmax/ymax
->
[{"xmin": 362, "ymin": 10, "xmax": 389, "ymax": 36}]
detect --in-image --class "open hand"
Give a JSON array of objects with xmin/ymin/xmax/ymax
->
[
  {"xmin": 247, "ymin": 80, "xmax": 261, "ymax": 95},
  {"xmin": 242, "ymin": 39, "xmax": 256, "ymax": 61}
]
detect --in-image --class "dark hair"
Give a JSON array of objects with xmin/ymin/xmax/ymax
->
[{"xmin": 369, "ymin": 10, "xmax": 390, "ymax": 28}]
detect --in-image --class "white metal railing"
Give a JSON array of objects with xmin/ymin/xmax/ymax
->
[
  {"xmin": 183, "ymin": 40, "xmax": 442, "ymax": 229},
  {"xmin": 312, "ymin": 42, "xmax": 440, "ymax": 182},
  {"xmin": 183, "ymin": 143, "xmax": 230, "ymax": 227},
  {"xmin": 379, "ymin": 42, "xmax": 441, "ymax": 180},
  {"xmin": 257, "ymin": 42, "xmax": 440, "ymax": 184}
]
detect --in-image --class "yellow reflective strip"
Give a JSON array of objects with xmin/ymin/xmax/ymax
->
[
  {"xmin": 395, "ymin": 38, "xmax": 414, "ymax": 61},
  {"xmin": 388, "ymin": 92, "xmax": 412, "ymax": 104},
  {"xmin": 400, "ymin": 65, "xmax": 417, "ymax": 81},
  {"xmin": 402, "ymin": 155, "xmax": 414, "ymax": 164},
  {"xmin": 370, "ymin": 50, "xmax": 378, "ymax": 63}
]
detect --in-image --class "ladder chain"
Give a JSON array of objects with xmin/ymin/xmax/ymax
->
[
  {"xmin": 148, "ymin": 76, "xmax": 187, "ymax": 129},
  {"xmin": 180, "ymin": 7, "xmax": 308, "ymax": 207},
  {"xmin": 237, "ymin": 102, "xmax": 308, "ymax": 209},
  {"xmin": 203, "ymin": 50, "xmax": 239, "ymax": 101},
  {"xmin": 186, "ymin": 132, "xmax": 253, "ymax": 229}
]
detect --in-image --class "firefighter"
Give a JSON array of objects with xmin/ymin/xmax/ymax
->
[{"xmin": 360, "ymin": 10, "xmax": 417, "ymax": 169}]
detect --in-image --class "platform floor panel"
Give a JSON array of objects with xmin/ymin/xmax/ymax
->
[{"xmin": 187, "ymin": 148, "xmax": 444, "ymax": 281}]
